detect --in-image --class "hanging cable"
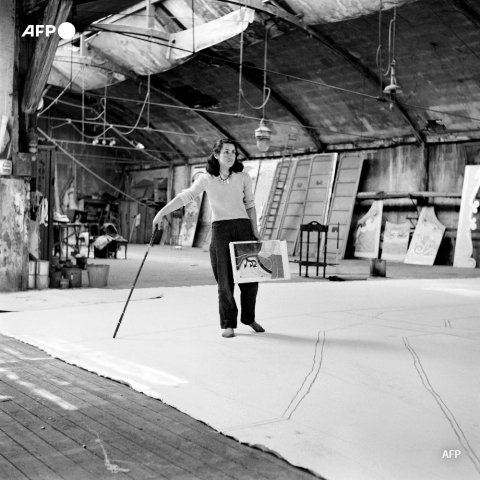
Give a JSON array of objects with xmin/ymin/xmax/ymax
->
[
  {"xmin": 383, "ymin": 4, "xmax": 396, "ymax": 76},
  {"xmin": 37, "ymin": 127, "xmax": 160, "ymax": 208},
  {"xmin": 261, "ymin": 22, "xmax": 270, "ymax": 120},
  {"xmin": 376, "ymin": 0, "xmax": 383, "ymax": 97},
  {"xmin": 238, "ymin": 17, "xmax": 271, "ymax": 111},
  {"xmin": 103, "ymin": 77, "xmax": 108, "ymax": 143},
  {"xmin": 63, "ymin": 118, "xmax": 113, "ymax": 139},
  {"xmin": 85, "ymin": 99, "xmax": 106, "ymax": 121},
  {"xmin": 38, "ymin": 65, "xmax": 83, "ymax": 116},
  {"xmin": 192, "ymin": 0, "xmax": 195, "ymax": 54},
  {"xmin": 82, "ymin": 44, "xmax": 85, "ymax": 143},
  {"xmin": 111, "ymin": 91, "xmax": 150, "ymax": 134},
  {"xmin": 237, "ymin": 5, "xmax": 246, "ymax": 115},
  {"xmin": 147, "ymin": 72, "xmax": 151, "ymax": 129}
]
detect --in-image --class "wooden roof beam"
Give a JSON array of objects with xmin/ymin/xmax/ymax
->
[{"xmin": 22, "ymin": 0, "xmax": 73, "ymax": 113}]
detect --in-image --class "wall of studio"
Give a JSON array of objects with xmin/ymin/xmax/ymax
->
[
  {"xmin": 36, "ymin": 115, "xmax": 480, "ymax": 266},
  {"xmin": 350, "ymin": 142, "xmax": 480, "ymax": 264}
]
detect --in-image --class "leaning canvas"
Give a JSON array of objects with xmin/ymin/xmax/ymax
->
[{"xmin": 229, "ymin": 240, "xmax": 291, "ymax": 283}]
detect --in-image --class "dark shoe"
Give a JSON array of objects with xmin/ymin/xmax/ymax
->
[
  {"xmin": 222, "ymin": 328, "xmax": 235, "ymax": 338},
  {"xmin": 249, "ymin": 322, "xmax": 265, "ymax": 333}
]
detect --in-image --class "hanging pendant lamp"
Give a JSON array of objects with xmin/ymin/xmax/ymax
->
[
  {"xmin": 383, "ymin": 60, "xmax": 402, "ymax": 95},
  {"xmin": 255, "ymin": 119, "xmax": 271, "ymax": 152}
]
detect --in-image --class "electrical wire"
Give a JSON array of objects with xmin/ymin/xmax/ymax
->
[
  {"xmin": 112, "ymin": 91, "xmax": 150, "ymax": 134},
  {"xmin": 54, "ymin": 138, "xmax": 184, "ymax": 157},
  {"xmin": 41, "ymin": 9, "xmax": 480, "ymax": 146},
  {"xmin": 38, "ymin": 65, "xmax": 84, "ymax": 116},
  {"xmin": 238, "ymin": 8, "xmax": 271, "ymax": 111},
  {"xmin": 86, "ymin": 27, "xmax": 381, "ymax": 101},
  {"xmin": 37, "ymin": 127, "xmax": 158, "ymax": 209},
  {"xmin": 43, "ymin": 95, "xmax": 381, "ymax": 140}
]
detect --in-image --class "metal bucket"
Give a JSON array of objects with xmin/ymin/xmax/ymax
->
[
  {"xmin": 36, "ymin": 275, "xmax": 49, "ymax": 289},
  {"xmin": 63, "ymin": 267, "xmax": 82, "ymax": 288},
  {"xmin": 36, "ymin": 260, "xmax": 49, "ymax": 276},
  {"xmin": 87, "ymin": 265, "xmax": 110, "ymax": 288}
]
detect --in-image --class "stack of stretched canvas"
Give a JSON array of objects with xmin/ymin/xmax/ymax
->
[{"xmin": 353, "ymin": 201, "xmax": 446, "ymax": 265}]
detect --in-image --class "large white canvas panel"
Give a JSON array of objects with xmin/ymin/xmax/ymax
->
[
  {"xmin": 354, "ymin": 200, "xmax": 383, "ymax": 259},
  {"xmin": 454, "ymin": 165, "xmax": 480, "ymax": 268},
  {"xmin": 0, "ymin": 279, "xmax": 479, "ymax": 480},
  {"xmin": 381, "ymin": 221, "xmax": 410, "ymax": 262},
  {"xmin": 404, "ymin": 207, "xmax": 445, "ymax": 266}
]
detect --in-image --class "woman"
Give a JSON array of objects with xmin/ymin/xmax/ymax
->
[{"xmin": 153, "ymin": 139, "xmax": 265, "ymax": 338}]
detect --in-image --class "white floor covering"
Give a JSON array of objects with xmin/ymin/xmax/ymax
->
[{"xmin": 1, "ymin": 278, "xmax": 479, "ymax": 480}]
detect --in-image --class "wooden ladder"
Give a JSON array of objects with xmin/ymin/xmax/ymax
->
[
  {"xmin": 259, "ymin": 133, "xmax": 297, "ymax": 239},
  {"xmin": 275, "ymin": 156, "xmax": 314, "ymax": 255}
]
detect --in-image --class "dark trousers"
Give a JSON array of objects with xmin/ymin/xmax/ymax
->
[{"xmin": 210, "ymin": 219, "xmax": 259, "ymax": 329}]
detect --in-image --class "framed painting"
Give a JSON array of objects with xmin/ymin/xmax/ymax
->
[{"xmin": 229, "ymin": 240, "xmax": 291, "ymax": 283}]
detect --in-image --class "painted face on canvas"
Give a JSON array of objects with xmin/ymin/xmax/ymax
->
[{"xmin": 216, "ymin": 143, "xmax": 236, "ymax": 170}]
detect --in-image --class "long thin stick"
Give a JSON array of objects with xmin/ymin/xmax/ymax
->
[{"xmin": 113, "ymin": 226, "xmax": 158, "ymax": 339}]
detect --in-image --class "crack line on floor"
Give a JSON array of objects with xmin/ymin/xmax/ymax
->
[
  {"xmin": 403, "ymin": 337, "xmax": 480, "ymax": 474},
  {"xmin": 282, "ymin": 331, "xmax": 325, "ymax": 420}
]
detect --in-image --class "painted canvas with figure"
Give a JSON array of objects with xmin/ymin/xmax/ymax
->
[{"xmin": 229, "ymin": 240, "xmax": 291, "ymax": 283}]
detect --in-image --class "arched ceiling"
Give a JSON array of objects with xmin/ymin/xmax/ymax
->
[{"xmin": 34, "ymin": 0, "xmax": 480, "ymax": 164}]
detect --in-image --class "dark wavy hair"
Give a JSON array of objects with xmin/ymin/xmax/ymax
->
[{"xmin": 206, "ymin": 139, "xmax": 244, "ymax": 176}]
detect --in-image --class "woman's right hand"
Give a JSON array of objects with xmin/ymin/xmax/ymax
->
[{"xmin": 152, "ymin": 213, "xmax": 163, "ymax": 230}]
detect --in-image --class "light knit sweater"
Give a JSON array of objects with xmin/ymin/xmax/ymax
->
[{"xmin": 178, "ymin": 172, "xmax": 256, "ymax": 222}]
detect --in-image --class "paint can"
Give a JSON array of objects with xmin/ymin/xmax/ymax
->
[
  {"xmin": 62, "ymin": 267, "xmax": 82, "ymax": 288},
  {"xmin": 370, "ymin": 258, "xmax": 386, "ymax": 277},
  {"xmin": 28, "ymin": 260, "xmax": 36, "ymax": 289},
  {"xmin": 49, "ymin": 270, "xmax": 63, "ymax": 289},
  {"xmin": 35, "ymin": 260, "xmax": 50, "ymax": 289},
  {"xmin": 87, "ymin": 264, "xmax": 109, "ymax": 287},
  {"xmin": 59, "ymin": 278, "xmax": 69, "ymax": 289},
  {"xmin": 36, "ymin": 260, "xmax": 49, "ymax": 276},
  {"xmin": 0, "ymin": 160, "xmax": 12, "ymax": 176},
  {"xmin": 36, "ymin": 275, "xmax": 49, "ymax": 289}
]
